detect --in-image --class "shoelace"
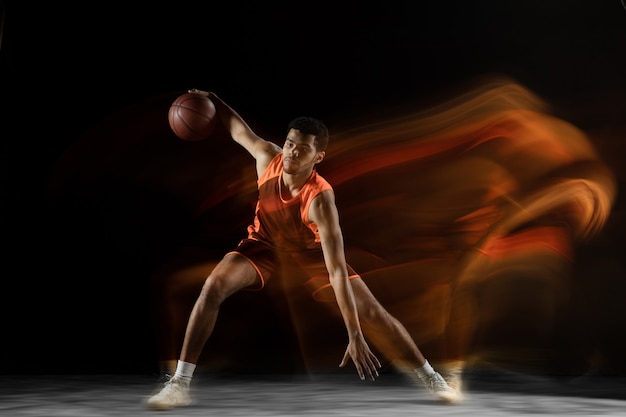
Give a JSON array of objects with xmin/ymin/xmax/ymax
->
[{"xmin": 427, "ymin": 375, "xmax": 448, "ymax": 392}]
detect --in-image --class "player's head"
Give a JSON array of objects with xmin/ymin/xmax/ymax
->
[{"xmin": 287, "ymin": 116, "xmax": 329, "ymax": 151}]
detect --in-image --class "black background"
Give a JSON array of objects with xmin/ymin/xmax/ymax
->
[{"xmin": 1, "ymin": 1, "xmax": 625, "ymax": 375}]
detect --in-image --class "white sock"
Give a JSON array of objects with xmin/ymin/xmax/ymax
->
[
  {"xmin": 173, "ymin": 360, "xmax": 196, "ymax": 383},
  {"xmin": 414, "ymin": 360, "xmax": 435, "ymax": 379}
]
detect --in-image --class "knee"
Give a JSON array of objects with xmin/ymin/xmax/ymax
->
[
  {"xmin": 359, "ymin": 302, "xmax": 390, "ymax": 326},
  {"xmin": 198, "ymin": 275, "xmax": 229, "ymax": 305}
]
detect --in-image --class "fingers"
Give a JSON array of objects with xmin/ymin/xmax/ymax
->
[
  {"xmin": 359, "ymin": 347, "xmax": 381, "ymax": 381},
  {"xmin": 347, "ymin": 354, "xmax": 379, "ymax": 381},
  {"xmin": 188, "ymin": 88, "xmax": 209, "ymax": 96},
  {"xmin": 341, "ymin": 349, "xmax": 366, "ymax": 380},
  {"xmin": 364, "ymin": 354, "xmax": 380, "ymax": 381},
  {"xmin": 357, "ymin": 360, "xmax": 376, "ymax": 381},
  {"xmin": 339, "ymin": 351, "xmax": 349, "ymax": 368},
  {"xmin": 373, "ymin": 354, "xmax": 382, "ymax": 369},
  {"xmin": 355, "ymin": 364, "xmax": 365, "ymax": 381},
  {"xmin": 341, "ymin": 343, "xmax": 381, "ymax": 381}
]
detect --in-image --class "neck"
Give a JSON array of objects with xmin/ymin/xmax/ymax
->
[{"xmin": 281, "ymin": 170, "xmax": 313, "ymax": 197}]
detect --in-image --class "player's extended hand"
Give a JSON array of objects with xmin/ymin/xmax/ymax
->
[{"xmin": 339, "ymin": 336, "xmax": 381, "ymax": 381}]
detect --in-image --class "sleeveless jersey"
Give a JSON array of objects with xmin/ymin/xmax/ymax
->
[{"xmin": 247, "ymin": 153, "xmax": 333, "ymax": 251}]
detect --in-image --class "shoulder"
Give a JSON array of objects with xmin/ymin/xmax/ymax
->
[
  {"xmin": 308, "ymin": 189, "xmax": 337, "ymax": 222},
  {"xmin": 256, "ymin": 142, "xmax": 282, "ymax": 176},
  {"xmin": 258, "ymin": 139, "xmax": 282, "ymax": 156},
  {"xmin": 312, "ymin": 171, "xmax": 333, "ymax": 191},
  {"xmin": 306, "ymin": 171, "xmax": 335, "ymax": 207}
]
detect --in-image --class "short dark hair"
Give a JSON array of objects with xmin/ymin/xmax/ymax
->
[{"xmin": 287, "ymin": 116, "xmax": 329, "ymax": 151}]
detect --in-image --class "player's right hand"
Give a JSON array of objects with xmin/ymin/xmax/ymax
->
[{"xmin": 188, "ymin": 88, "xmax": 209, "ymax": 96}]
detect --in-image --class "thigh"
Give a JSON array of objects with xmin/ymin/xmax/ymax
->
[
  {"xmin": 228, "ymin": 238, "xmax": 278, "ymax": 291},
  {"xmin": 349, "ymin": 278, "xmax": 390, "ymax": 320},
  {"xmin": 206, "ymin": 252, "xmax": 263, "ymax": 298},
  {"xmin": 309, "ymin": 277, "xmax": 389, "ymax": 327},
  {"xmin": 349, "ymin": 277, "xmax": 380, "ymax": 305}
]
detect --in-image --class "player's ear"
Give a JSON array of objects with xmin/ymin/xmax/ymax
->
[{"xmin": 314, "ymin": 151, "xmax": 325, "ymax": 164}]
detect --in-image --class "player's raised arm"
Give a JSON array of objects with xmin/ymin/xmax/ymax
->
[{"xmin": 188, "ymin": 89, "xmax": 280, "ymax": 174}]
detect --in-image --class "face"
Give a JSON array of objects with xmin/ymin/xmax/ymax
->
[{"xmin": 282, "ymin": 128, "xmax": 325, "ymax": 175}]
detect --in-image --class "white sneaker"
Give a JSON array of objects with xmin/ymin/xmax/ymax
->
[
  {"xmin": 147, "ymin": 376, "xmax": 191, "ymax": 410},
  {"xmin": 420, "ymin": 371, "xmax": 462, "ymax": 403},
  {"xmin": 442, "ymin": 365, "xmax": 464, "ymax": 398}
]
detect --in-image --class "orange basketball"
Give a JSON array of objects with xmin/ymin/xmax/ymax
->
[{"xmin": 168, "ymin": 93, "xmax": 217, "ymax": 141}]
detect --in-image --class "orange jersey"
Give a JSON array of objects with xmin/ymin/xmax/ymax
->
[{"xmin": 247, "ymin": 153, "xmax": 333, "ymax": 251}]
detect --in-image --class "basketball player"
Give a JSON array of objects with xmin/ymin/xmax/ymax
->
[{"xmin": 147, "ymin": 90, "xmax": 461, "ymax": 410}]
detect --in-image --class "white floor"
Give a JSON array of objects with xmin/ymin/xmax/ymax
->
[{"xmin": 1, "ymin": 372, "xmax": 625, "ymax": 417}]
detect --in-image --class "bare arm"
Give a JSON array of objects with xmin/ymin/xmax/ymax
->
[
  {"xmin": 309, "ymin": 190, "xmax": 381, "ymax": 380},
  {"xmin": 188, "ymin": 89, "xmax": 280, "ymax": 176}
]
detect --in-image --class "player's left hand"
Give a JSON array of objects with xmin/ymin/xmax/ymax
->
[{"xmin": 339, "ymin": 336, "xmax": 381, "ymax": 381}]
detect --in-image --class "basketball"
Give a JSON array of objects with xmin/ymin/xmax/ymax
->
[{"xmin": 168, "ymin": 93, "xmax": 217, "ymax": 141}]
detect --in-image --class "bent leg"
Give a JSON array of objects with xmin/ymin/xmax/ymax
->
[
  {"xmin": 179, "ymin": 253, "xmax": 259, "ymax": 365},
  {"xmin": 150, "ymin": 247, "xmax": 222, "ymax": 374}
]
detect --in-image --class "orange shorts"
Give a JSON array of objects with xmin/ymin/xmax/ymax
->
[{"xmin": 228, "ymin": 238, "xmax": 360, "ymax": 302}]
